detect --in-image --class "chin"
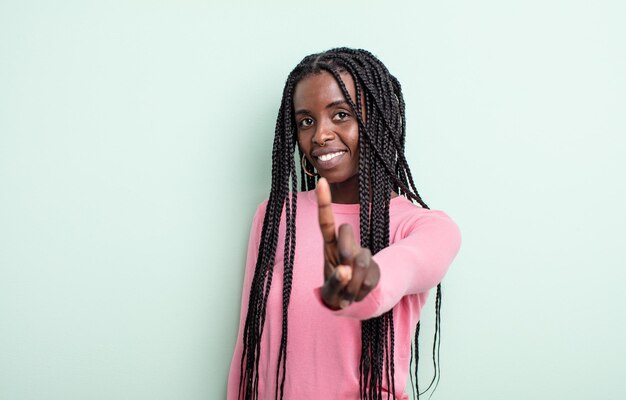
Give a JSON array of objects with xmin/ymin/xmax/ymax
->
[{"xmin": 319, "ymin": 171, "xmax": 358, "ymax": 185}]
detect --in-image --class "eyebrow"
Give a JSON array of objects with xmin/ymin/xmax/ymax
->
[{"xmin": 295, "ymin": 99, "xmax": 349, "ymax": 115}]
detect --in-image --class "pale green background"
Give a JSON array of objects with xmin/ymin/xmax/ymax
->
[{"xmin": 1, "ymin": 1, "xmax": 625, "ymax": 399}]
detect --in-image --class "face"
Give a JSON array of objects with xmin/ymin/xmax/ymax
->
[{"xmin": 293, "ymin": 71, "xmax": 361, "ymax": 185}]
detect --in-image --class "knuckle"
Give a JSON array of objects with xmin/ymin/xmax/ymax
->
[
  {"xmin": 328, "ymin": 274, "xmax": 340, "ymax": 290},
  {"xmin": 339, "ymin": 247, "xmax": 352, "ymax": 261},
  {"xmin": 320, "ymin": 221, "xmax": 333, "ymax": 228},
  {"xmin": 355, "ymin": 251, "xmax": 370, "ymax": 268},
  {"xmin": 342, "ymin": 294, "xmax": 356, "ymax": 304},
  {"xmin": 323, "ymin": 284, "xmax": 337, "ymax": 300},
  {"xmin": 342, "ymin": 285, "xmax": 356, "ymax": 298}
]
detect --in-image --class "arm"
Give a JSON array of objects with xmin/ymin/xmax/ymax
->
[{"xmin": 330, "ymin": 208, "xmax": 462, "ymax": 320}]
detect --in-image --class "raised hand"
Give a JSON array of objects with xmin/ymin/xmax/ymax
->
[{"xmin": 315, "ymin": 178, "xmax": 380, "ymax": 310}]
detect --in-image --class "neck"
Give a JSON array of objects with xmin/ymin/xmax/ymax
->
[
  {"xmin": 329, "ymin": 174, "xmax": 359, "ymax": 204},
  {"xmin": 328, "ymin": 174, "xmax": 399, "ymax": 204}
]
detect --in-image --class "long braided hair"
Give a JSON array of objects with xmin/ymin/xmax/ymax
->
[{"xmin": 238, "ymin": 47, "xmax": 443, "ymax": 400}]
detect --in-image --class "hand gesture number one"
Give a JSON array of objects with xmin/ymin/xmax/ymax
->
[{"xmin": 315, "ymin": 178, "xmax": 380, "ymax": 310}]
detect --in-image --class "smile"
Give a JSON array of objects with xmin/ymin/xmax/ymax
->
[{"xmin": 316, "ymin": 151, "xmax": 345, "ymax": 161}]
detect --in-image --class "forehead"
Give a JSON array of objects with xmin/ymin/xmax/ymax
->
[{"xmin": 293, "ymin": 71, "xmax": 356, "ymax": 109}]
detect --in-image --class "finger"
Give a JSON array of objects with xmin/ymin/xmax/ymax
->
[
  {"xmin": 343, "ymin": 248, "xmax": 371, "ymax": 303},
  {"xmin": 337, "ymin": 224, "xmax": 357, "ymax": 265},
  {"xmin": 323, "ymin": 259, "xmax": 333, "ymax": 282},
  {"xmin": 321, "ymin": 265, "xmax": 352, "ymax": 308},
  {"xmin": 355, "ymin": 258, "xmax": 380, "ymax": 302},
  {"xmin": 316, "ymin": 178, "xmax": 338, "ymax": 263}
]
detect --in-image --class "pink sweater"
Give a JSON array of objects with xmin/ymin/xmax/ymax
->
[{"xmin": 228, "ymin": 190, "xmax": 461, "ymax": 399}]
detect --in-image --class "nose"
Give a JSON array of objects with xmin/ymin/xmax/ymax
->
[{"xmin": 312, "ymin": 118, "xmax": 335, "ymax": 146}]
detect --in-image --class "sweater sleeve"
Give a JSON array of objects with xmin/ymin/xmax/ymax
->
[
  {"xmin": 330, "ymin": 208, "xmax": 462, "ymax": 320},
  {"xmin": 227, "ymin": 201, "xmax": 267, "ymax": 399}
]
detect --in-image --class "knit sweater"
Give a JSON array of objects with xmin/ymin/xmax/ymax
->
[{"xmin": 228, "ymin": 190, "xmax": 462, "ymax": 399}]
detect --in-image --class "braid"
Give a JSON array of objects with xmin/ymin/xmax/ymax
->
[
  {"xmin": 238, "ymin": 73, "xmax": 300, "ymax": 400},
  {"xmin": 238, "ymin": 48, "xmax": 444, "ymax": 400}
]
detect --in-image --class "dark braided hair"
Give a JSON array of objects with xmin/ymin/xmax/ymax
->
[{"xmin": 238, "ymin": 47, "xmax": 443, "ymax": 400}]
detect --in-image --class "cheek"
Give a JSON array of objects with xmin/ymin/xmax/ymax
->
[
  {"xmin": 349, "ymin": 128, "xmax": 360, "ymax": 152},
  {"xmin": 296, "ymin": 135, "xmax": 309, "ymax": 154}
]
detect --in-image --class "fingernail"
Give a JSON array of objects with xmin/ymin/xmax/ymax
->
[
  {"xmin": 339, "ymin": 300, "xmax": 350, "ymax": 309},
  {"xmin": 339, "ymin": 265, "xmax": 352, "ymax": 281}
]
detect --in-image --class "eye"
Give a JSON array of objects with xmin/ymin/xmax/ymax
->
[
  {"xmin": 299, "ymin": 117, "xmax": 314, "ymax": 128},
  {"xmin": 334, "ymin": 111, "xmax": 350, "ymax": 121}
]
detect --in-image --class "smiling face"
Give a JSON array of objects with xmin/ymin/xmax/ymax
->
[{"xmin": 294, "ymin": 71, "xmax": 361, "ymax": 200}]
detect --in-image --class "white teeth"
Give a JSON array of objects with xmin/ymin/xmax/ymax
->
[{"xmin": 318, "ymin": 152, "xmax": 344, "ymax": 162}]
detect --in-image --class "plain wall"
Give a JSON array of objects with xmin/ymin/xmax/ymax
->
[{"xmin": 1, "ymin": 1, "xmax": 624, "ymax": 399}]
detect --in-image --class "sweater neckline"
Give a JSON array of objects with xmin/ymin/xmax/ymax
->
[{"xmin": 302, "ymin": 190, "xmax": 407, "ymax": 214}]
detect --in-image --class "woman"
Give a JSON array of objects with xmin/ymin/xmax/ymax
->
[{"xmin": 228, "ymin": 48, "xmax": 461, "ymax": 400}]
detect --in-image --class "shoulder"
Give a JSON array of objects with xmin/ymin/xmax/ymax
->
[
  {"xmin": 256, "ymin": 191, "xmax": 315, "ymax": 209},
  {"xmin": 256, "ymin": 198, "xmax": 269, "ymax": 215},
  {"xmin": 252, "ymin": 191, "xmax": 316, "ymax": 223},
  {"xmin": 250, "ymin": 198, "xmax": 268, "ymax": 223}
]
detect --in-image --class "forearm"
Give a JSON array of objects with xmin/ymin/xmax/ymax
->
[{"xmin": 328, "ymin": 209, "xmax": 461, "ymax": 319}]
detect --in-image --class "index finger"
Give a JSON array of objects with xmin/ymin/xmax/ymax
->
[{"xmin": 315, "ymin": 177, "xmax": 336, "ymax": 247}]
